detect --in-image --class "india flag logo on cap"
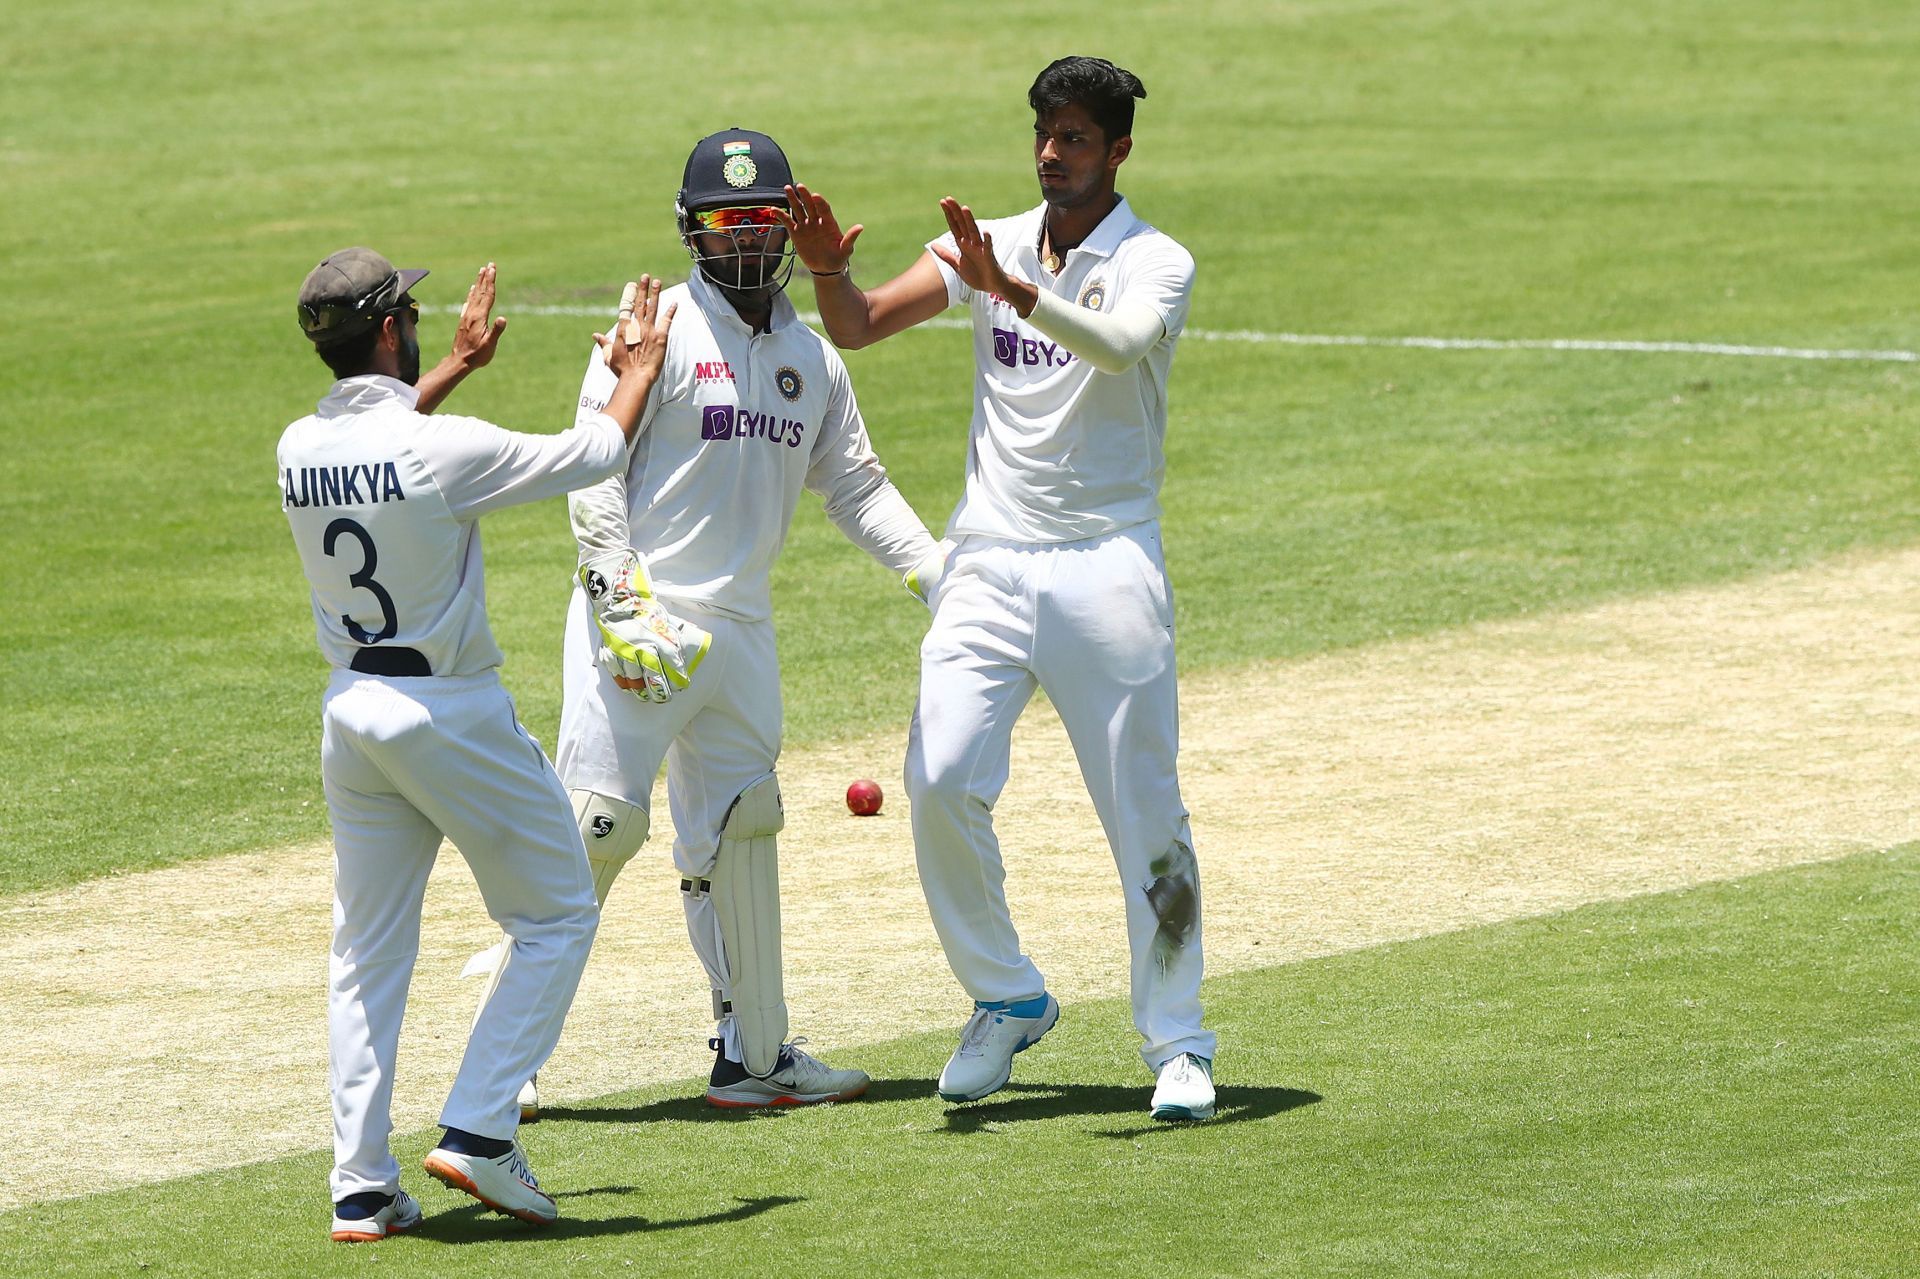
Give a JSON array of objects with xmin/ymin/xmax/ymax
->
[{"xmin": 722, "ymin": 140, "xmax": 757, "ymax": 188}]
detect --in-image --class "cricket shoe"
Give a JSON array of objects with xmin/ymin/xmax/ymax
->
[
  {"xmin": 938, "ymin": 992, "xmax": 1060, "ymax": 1102},
  {"xmin": 422, "ymin": 1139, "xmax": 556, "ymax": 1225},
  {"xmin": 330, "ymin": 1189, "xmax": 422, "ymax": 1243},
  {"xmin": 705, "ymin": 1039, "xmax": 871, "ymax": 1108},
  {"xmin": 518, "ymin": 1075, "xmax": 540, "ymax": 1123},
  {"xmin": 1150, "ymin": 1051, "xmax": 1216, "ymax": 1121}
]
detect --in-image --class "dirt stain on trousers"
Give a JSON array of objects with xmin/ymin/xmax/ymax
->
[{"xmin": 1144, "ymin": 839, "xmax": 1199, "ymax": 971}]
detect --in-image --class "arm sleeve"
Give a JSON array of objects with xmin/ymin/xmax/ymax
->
[
  {"xmin": 568, "ymin": 469, "xmax": 631, "ymax": 563},
  {"xmin": 1024, "ymin": 289, "xmax": 1168, "ymax": 376},
  {"xmin": 1023, "ymin": 242, "xmax": 1196, "ymax": 374},
  {"xmin": 568, "ymin": 343, "xmax": 661, "ymax": 563},
  {"xmin": 805, "ymin": 358, "xmax": 937, "ymax": 574},
  {"xmin": 415, "ymin": 411, "xmax": 625, "ymax": 522}
]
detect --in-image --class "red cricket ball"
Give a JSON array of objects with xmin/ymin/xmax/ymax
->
[{"xmin": 846, "ymin": 778, "xmax": 883, "ymax": 816}]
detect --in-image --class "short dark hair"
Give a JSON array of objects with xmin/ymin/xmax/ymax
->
[
  {"xmin": 1028, "ymin": 56, "xmax": 1147, "ymax": 143},
  {"xmin": 315, "ymin": 327, "xmax": 379, "ymax": 379}
]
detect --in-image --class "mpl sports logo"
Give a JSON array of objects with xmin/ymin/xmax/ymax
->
[
  {"xmin": 701, "ymin": 403, "xmax": 806, "ymax": 448},
  {"xmin": 695, "ymin": 360, "xmax": 735, "ymax": 384},
  {"xmin": 992, "ymin": 326, "xmax": 1075, "ymax": 370}
]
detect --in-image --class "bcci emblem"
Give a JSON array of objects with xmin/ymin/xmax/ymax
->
[
  {"xmin": 1078, "ymin": 279, "xmax": 1107, "ymax": 312},
  {"xmin": 776, "ymin": 366, "xmax": 804, "ymax": 401},
  {"xmin": 722, "ymin": 140, "xmax": 757, "ymax": 189}
]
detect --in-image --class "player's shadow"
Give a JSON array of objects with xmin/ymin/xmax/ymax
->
[
  {"xmin": 938, "ymin": 1081, "xmax": 1322, "ymax": 1138},
  {"xmin": 413, "ymin": 1191, "xmax": 803, "ymax": 1242},
  {"xmin": 546, "ymin": 1077, "xmax": 1319, "ymax": 1138},
  {"xmin": 543, "ymin": 1077, "xmax": 932, "ymax": 1126}
]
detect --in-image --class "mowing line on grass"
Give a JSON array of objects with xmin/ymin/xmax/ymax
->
[{"xmin": 421, "ymin": 304, "xmax": 1920, "ymax": 363}]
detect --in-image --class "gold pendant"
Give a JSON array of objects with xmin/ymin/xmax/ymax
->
[{"xmin": 1042, "ymin": 251, "xmax": 1062, "ymax": 275}]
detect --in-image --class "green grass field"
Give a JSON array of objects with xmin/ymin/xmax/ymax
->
[
  {"xmin": 2, "ymin": 0, "xmax": 1916, "ymax": 891},
  {"xmin": 5, "ymin": 0, "xmax": 1919, "ymax": 1271},
  {"xmin": 5, "ymin": 850, "xmax": 1914, "ymax": 1276}
]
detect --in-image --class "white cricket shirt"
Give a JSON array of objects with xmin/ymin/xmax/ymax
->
[
  {"xmin": 928, "ymin": 196, "xmax": 1195, "ymax": 542},
  {"xmin": 573, "ymin": 270, "xmax": 924, "ymax": 622},
  {"xmin": 279, "ymin": 375, "xmax": 626, "ymax": 676}
]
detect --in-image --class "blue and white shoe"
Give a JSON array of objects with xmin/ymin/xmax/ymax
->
[
  {"xmin": 330, "ymin": 1189, "xmax": 422, "ymax": 1243},
  {"xmin": 1149, "ymin": 1052, "xmax": 1216, "ymax": 1121},
  {"xmin": 937, "ymin": 993, "xmax": 1060, "ymax": 1102}
]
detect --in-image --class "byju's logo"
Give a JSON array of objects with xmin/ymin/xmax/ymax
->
[
  {"xmin": 992, "ymin": 327, "xmax": 1017, "ymax": 367},
  {"xmin": 700, "ymin": 402, "xmax": 805, "ymax": 448},
  {"xmin": 991, "ymin": 326, "xmax": 1074, "ymax": 371}
]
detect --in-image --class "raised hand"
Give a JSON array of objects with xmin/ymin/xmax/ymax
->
[
  {"xmin": 929, "ymin": 198, "xmax": 1013, "ymax": 296},
  {"xmin": 776, "ymin": 183, "xmax": 863, "ymax": 275},
  {"xmin": 597, "ymin": 274, "xmax": 677, "ymax": 380},
  {"xmin": 451, "ymin": 262, "xmax": 509, "ymax": 370}
]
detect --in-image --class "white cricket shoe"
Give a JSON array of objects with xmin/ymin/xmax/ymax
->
[
  {"xmin": 706, "ymin": 1039, "xmax": 871, "ymax": 1108},
  {"xmin": 422, "ymin": 1140, "xmax": 556, "ymax": 1225},
  {"xmin": 938, "ymin": 993, "xmax": 1060, "ymax": 1103},
  {"xmin": 518, "ymin": 1075, "xmax": 540, "ymax": 1123},
  {"xmin": 330, "ymin": 1189, "xmax": 423, "ymax": 1243},
  {"xmin": 1150, "ymin": 1051, "xmax": 1216, "ymax": 1121}
]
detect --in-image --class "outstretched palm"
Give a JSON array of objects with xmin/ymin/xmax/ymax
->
[
  {"xmin": 452, "ymin": 262, "xmax": 508, "ymax": 369},
  {"xmin": 599, "ymin": 274, "xmax": 676, "ymax": 379},
  {"xmin": 930, "ymin": 197, "xmax": 1013, "ymax": 297},
  {"xmin": 776, "ymin": 183, "xmax": 863, "ymax": 274}
]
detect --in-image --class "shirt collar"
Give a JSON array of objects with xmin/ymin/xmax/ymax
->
[
  {"xmin": 687, "ymin": 267, "xmax": 798, "ymax": 335},
  {"xmin": 1024, "ymin": 195, "xmax": 1139, "ymax": 265},
  {"xmin": 319, "ymin": 374, "xmax": 420, "ymax": 416},
  {"xmin": 1076, "ymin": 195, "xmax": 1138, "ymax": 259}
]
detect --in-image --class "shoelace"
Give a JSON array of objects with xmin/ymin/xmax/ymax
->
[
  {"xmin": 779, "ymin": 1038, "xmax": 858, "ymax": 1082},
  {"xmin": 1164, "ymin": 1054, "xmax": 1204, "ymax": 1088},
  {"xmin": 782, "ymin": 1037, "xmax": 820, "ymax": 1073},
  {"xmin": 506, "ymin": 1142, "xmax": 540, "ymax": 1190},
  {"xmin": 955, "ymin": 1006, "xmax": 1000, "ymax": 1056}
]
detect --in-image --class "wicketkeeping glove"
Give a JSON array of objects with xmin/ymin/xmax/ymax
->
[
  {"xmin": 579, "ymin": 549, "xmax": 712, "ymax": 703},
  {"xmin": 905, "ymin": 540, "xmax": 957, "ymax": 609}
]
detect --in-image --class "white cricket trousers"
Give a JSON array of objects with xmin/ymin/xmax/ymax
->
[
  {"xmin": 321, "ymin": 670, "xmax": 599, "ymax": 1200},
  {"xmin": 556, "ymin": 600, "xmax": 783, "ymax": 1061},
  {"xmin": 905, "ymin": 522, "xmax": 1216, "ymax": 1070}
]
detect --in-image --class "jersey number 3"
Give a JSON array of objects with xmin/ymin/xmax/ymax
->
[{"xmin": 323, "ymin": 517, "xmax": 398, "ymax": 644}]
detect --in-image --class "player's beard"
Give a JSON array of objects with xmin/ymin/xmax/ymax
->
[
  {"xmin": 1038, "ymin": 167, "xmax": 1102, "ymax": 210},
  {"xmin": 397, "ymin": 327, "xmax": 421, "ymax": 385},
  {"xmin": 697, "ymin": 244, "xmax": 793, "ymax": 306}
]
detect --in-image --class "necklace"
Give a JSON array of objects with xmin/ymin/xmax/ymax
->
[{"xmin": 1040, "ymin": 224, "xmax": 1077, "ymax": 275}]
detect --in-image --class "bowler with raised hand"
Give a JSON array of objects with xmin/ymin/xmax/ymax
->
[{"xmin": 781, "ymin": 56, "xmax": 1217, "ymax": 1121}]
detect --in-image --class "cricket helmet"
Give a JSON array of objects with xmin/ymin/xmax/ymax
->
[{"xmin": 675, "ymin": 128, "xmax": 796, "ymax": 299}]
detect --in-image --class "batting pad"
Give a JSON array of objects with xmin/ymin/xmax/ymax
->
[
  {"xmin": 571, "ymin": 789, "xmax": 649, "ymax": 907},
  {"xmin": 711, "ymin": 772, "xmax": 788, "ymax": 1077}
]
